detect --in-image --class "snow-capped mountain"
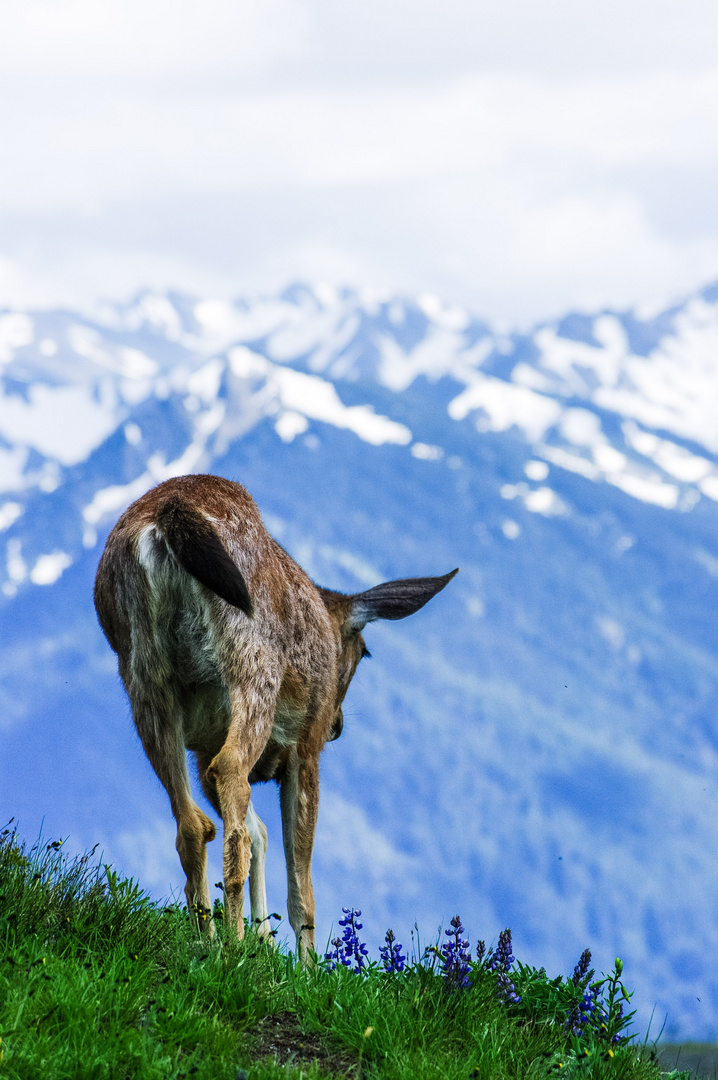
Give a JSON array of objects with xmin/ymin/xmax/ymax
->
[{"xmin": 2, "ymin": 281, "xmax": 718, "ymax": 1041}]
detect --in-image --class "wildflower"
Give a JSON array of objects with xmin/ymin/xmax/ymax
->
[
  {"xmin": 488, "ymin": 928, "xmax": 521, "ymax": 1004},
  {"xmin": 567, "ymin": 980, "xmax": 612, "ymax": 1041},
  {"xmin": 379, "ymin": 929, "xmax": 406, "ymax": 973},
  {"xmin": 566, "ymin": 948, "xmax": 595, "ymax": 1035},
  {"xmin": 496, "ymin": 969, "xmax": 521, "ymax": 1004},
  {"xmin": 476, "ymin": 940, "xmax": 486, "ymax": 964},
  {"xmin": 325, "ymin": 908, "xmax": 369, "ymax": 973},
  {"xmin": 488, "ymin": 928, "xmax": 515, "ymax": 973},
  {"xmin": 440, "ymin": 915, "xmax": 472, "ymax": 990},
  {"xmin": 571, "ymin": 948, "xmax": 593, "ymax": 986},
  {"xmin": 581, "ymin": 984, "xmax": 600, "ymax": 1022},
  {"xmin": 326, "ymin": 935, "xmax": 343, "ymax": 968}
]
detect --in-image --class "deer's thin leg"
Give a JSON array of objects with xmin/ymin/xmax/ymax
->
[
  {"xmin": 196, "ymin": 752, "xmax": 272, "ymax": 941},
  {"xmin": 131, "ymin": 694, "xmax": 215, "ymax": 930},
  {"xmin": 280, "ymin": 752, "xmax": 319, "ymax": 960},
  {"xmin": 206, "ymin": 687, "xmax": 276, "ymax": 939},
  {"xmin": 246, "ymin": 801, "xmax": 273, "ymax": 942}
]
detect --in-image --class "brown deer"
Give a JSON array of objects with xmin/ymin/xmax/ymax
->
[{"xmin": 94, "ymin": 473, "xmax": 457, "ymax": 955}]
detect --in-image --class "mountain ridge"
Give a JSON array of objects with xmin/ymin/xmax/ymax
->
[{"xmin": 1, "ymin": 280, "xmax": 718, "ymax": 1041}]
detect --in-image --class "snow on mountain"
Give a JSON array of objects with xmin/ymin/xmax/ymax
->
[{"xmin": 2, "ymin": 281, "xmax": 718, "ymax": 1040}]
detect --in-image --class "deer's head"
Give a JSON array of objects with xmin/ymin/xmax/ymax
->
[{"xmin": 321, "ymin": 568, "xmax": 459, "ymax": 740}]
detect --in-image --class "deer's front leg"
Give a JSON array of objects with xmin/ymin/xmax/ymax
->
[{"xmin": 280, "ymin": 752, "xmax": 319, "ymax": 960}]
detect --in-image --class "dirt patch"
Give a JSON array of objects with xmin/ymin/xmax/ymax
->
[{"xmin": 248, "ymin": 1010, "xmax": 357, "ymax": 1077}]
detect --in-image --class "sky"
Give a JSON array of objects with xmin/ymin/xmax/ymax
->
[{"xmin": 1, "ymin": 0, "xmax": 718, "ymax": 325}]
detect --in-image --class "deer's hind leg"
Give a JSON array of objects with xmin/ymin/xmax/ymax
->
[
  {"xmin": 130, "ymin": 689, "xmax": 216, "ymax": 932},
  {"xmin": 196, "ymin": 753, "xmax": 273, "ymax": 943},
  {"xmin": 246, "ymin": 801, "xmax": 273, "ymax": 942},
  {"xmin": 204, "ymin": 681, "xmax": 278, "ymax": 940}
]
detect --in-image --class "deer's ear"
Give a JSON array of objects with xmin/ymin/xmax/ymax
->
[{"xmin": 347, "ymin": 569, "xmax": 458, "ymax": 631}]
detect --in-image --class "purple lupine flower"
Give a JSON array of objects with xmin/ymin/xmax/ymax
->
[
  {"xmin": 496, "ymin": 969, "xmax": 521, "ymax": 1005},
  {"xmin": 476, "ymin": 940, "xmax": 486, "ymax": 964},
  {"xmin": 566, "ymin": 948, "xmax": 595, "ymax": 1035},
  {"xmin": 581, "ymin": 990, "xmax": 621, "ymax": 1044},
  {"xmin": 339, "ymin": 907, "xmax": 370, "ymax": 972},
  {"xmin": 441, "ymin": 915, "xmax": 472, "ymax": 990},
  {"xmin": 488, "ymin": 928, "xmax": 520, "ymax": 1004},
  {"xmin": 566, "ymin": 975, "xmax": 621, "ymax": 1042},
  {"xmin": 488, "ymin": 928, "xmax": 515, "ymax": 973},
  {"xmin": 380, "ymin": 928, "xmax": 406, "ymax": 973},
  {"xmin": 571, "ymin": 949, "xmax": 593, "ymax": 986},
  {"xmin": 325, "ymin": 908, "xmax": 370, "ymax": 973},
  {"xmin": 569, "ymin": 981, "xmax": 604, "ymax": 1037},
  {"xmin": 325, "ymin": 936, "xmax": 343, "ymax": 970}
]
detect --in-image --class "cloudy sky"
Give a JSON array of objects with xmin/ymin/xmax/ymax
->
[{"xmin": 1, "ymin": 0, "xmax": 717, "ymax": 324}]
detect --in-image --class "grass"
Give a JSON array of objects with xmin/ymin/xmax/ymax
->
[{"xmin": 0, "ymin": 822, "xmax": 688, "ymax": 1080}]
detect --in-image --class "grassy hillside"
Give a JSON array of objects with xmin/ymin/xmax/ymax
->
[{"xmin": 0, "ymin": 824, "xmax": 684, "ymax": 1079}]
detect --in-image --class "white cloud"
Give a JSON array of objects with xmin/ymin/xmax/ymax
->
[
  {"xmin": 1, "ymin": 2, "xmax": 718, "ymax": 320},
  {"xmin": 4, "ymin": 72, "xmax": 718, "ymax": 211},
  {"xmin": 307, "ymin": 0, "xmax": 718, "ymax": 83},
  {"xmin": 3, "ymin": 0, "xmax": 716, "ymax": 90},
  {"xmin": 0, "ymin": 0, "xmax": 308, "ymax": 87}
]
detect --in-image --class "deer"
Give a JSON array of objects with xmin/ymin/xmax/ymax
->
[{"xmin": 94, "ymin": 473, "xmax": 457, "ymax": 957}]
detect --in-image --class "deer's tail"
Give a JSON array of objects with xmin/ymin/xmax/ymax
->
[{"xmin": 155, "ymin": 496, "xmax": 253, "ymax": 617}]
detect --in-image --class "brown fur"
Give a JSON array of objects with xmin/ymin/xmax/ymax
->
[{"xmin": 94, "ymin": 473, "xmax": 457, "ymax": 954}]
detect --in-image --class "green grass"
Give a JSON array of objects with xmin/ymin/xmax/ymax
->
[{"xmin": 0, "ymin": 823, "xmax": 686, "ymax": 1079}]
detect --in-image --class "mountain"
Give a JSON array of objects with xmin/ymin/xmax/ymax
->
[{"xmin": 2, "ymin": 281, "xmax": 718, "ymax": 1041}]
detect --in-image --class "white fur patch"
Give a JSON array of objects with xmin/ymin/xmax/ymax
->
[
  {"xmin": 246, "ymin": 801, "xmax": 270, "ymax": 929},
  {"xmin": 137, "ymin": 525, "xmax": 158, "ymax": 573}
]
